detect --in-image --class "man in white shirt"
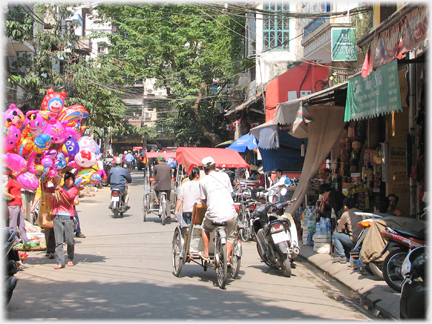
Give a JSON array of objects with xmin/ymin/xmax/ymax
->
[{"xmin": 199, "ymin": 156, "xmax": 237, "ymax": 264}]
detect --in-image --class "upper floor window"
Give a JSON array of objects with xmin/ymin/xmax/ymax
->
[{"xmin": 263, "ymin": 2, "xmax": 290, "ymax": 51}]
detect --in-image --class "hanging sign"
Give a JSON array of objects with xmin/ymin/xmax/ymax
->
[{"xmin": 331, "ymin": 28, "xmax": 357, "ymax": 61}]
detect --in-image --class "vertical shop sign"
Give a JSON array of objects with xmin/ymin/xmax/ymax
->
[
  {"xmin": 345, "ymin": 60, "xmax": 403, "ymax": 122},
  {"xmin": 331, "ymin": 28, "xmax": 357, "ymax": 61}
]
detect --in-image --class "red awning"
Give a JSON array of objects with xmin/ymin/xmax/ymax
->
[
  {"xmin": 176, "ymin": 147, "xmax": 249, "ymax": 173},
  {"xmin": 145, "ymin": 152, "xmax": 177, "ymax": 159},
  {"xmin": 133, "ymin": 146, "xmax": 143, "ymax": 150}
]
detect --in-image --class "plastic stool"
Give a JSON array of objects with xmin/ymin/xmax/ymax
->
[{"xmin": 349, "ymin": 250, "xmax": 360, "ymax": 268}]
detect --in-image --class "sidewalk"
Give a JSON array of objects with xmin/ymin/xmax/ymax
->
[{"xmin": 298, "ymin": 244, "xmax": 400, "ymax": 319}]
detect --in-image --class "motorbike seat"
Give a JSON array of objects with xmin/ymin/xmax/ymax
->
[
  {"xmin": 393, "ymin": 228, "xmax": 426, "ymax": 241},
  {"xmin": 211, "ymin": 221, "xmax": 227, "ymax": 227}
]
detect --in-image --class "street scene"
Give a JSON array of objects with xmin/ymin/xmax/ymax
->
[
  {"xmin": 7, "ymin": 170, "xmax": 374, "ymax": 321},
  {"xmin": 3, "ymin": 2, "xmax": 428, "ymax": 321}
]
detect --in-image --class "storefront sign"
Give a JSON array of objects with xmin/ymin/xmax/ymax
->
[
  {"xmin": 331, "ymin": 28, "xmax": 357, "ymax": 61},
  {"xmin": 344, "ymin": 60, "xmax": 402, "ymax": 122}
]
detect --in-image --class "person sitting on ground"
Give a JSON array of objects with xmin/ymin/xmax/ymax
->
[
  {"xmin": 153, "ymin": 155, "xmax": 173, "ymax": 218},
  {"xmin": 198, "ymin": 156, "xmax": 237, "ymax": 264},
  {"xmin": 175, "ymin": 167, "xmax": 200, "ymax": 224},
  {"xmin": 107, "ymin": 157, "xmax": 132, "ymax": 209},
  {"xmin": 331, "ymin": 197, "xmax": 362, "ymax": 264},
  {"xmin": 387, "ymin": 194, "xmax": 402, "ymax": 216}
]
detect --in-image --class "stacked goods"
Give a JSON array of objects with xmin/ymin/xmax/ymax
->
[
  {"xmin": 313, "ymin": 217, "xmax": 332, "ymax": 254},
  {"xmin": 3, "ymin": 89, "xmax": 106, "ymax": 190},
  {"xmin": 300, "ymin": 208, "xmax": 309, "ymax": 245}
]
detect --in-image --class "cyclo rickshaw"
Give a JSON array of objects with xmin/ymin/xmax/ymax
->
[
  {"xmin": 171, "ymin": 147, "xmax": 249, "ymax": 289},
  {"xmin": 142, "ymin": 151, "xmax": 178, "ymax": 225}
]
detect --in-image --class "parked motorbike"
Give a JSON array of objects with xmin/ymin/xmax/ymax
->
[
  {"xmin": 238, "ymin": 199, "xmax": 259, "ymax": 242},
  {"xmin": 379, "ymin": 226, "xmax": 426, "ymax": 292},
  {"xmin": 252, "ymin": 196, "xmax": 298, "ymax": 277},
  {"xmin": 400, "ymin": 246, "xmax": 428, "ymax": 319},
  {"xmin": 4, "ymin": 227, "xmax": 19, "ymax": 305},
  {"xmin": 109, "ymin": 188, "xmax": 128, "ymax": 218}
]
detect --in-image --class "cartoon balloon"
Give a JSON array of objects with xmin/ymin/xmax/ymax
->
[
  {"xmin": 3, "ymin": 125, "xmax": 21, "ymax": 152},
  {"xmin": 57, "ymin": 104, "xmax": 89, "ymax": 123},
  {"xmin": 48, "ymin": 168, "xmax": 58, "ymax": 178},
  {"xmin": 74, "ymin": 149, "xmax": 97, "ymax": 168},
  {"xmin": 25, "ymin": 110, "xmax": 50, "ymax": 137},
  {"xmin": 15, "ymin": 137, "xmax": 34, "ymax": 157},
  {"xmin": 17, "ymin": 172, "xmax": 40, "ymax": 190},
  {"xmin": 42, "ymin": 149, "xmax": 58, "ymax": 161},
  {"xmin": 41, "ymin": 157, "xmax": 53, "ymax": 169},
  {"xmin": 4, "ymin": 104, "xmax": 25, "ymax": 130},
  {"xmin": 40, "ymin": 88, "xmax": 67, "ymax": 118},
  {"xmin": 75, "ymin": 168, "xmax": 101, "ymax": 186},
  {"xmin": 64, "ymin": 122, "xmax": 84, "ymax": 140},
  {"xmin": 34, "ymin": 133, "xmax": 52, "ymax": 154},
  {"xmin": 60, "ymin": 138, "xmax": 79, "ymax": 159},
  {"xmin": 4, "ymin": 153, "xmax": 27, "ymax": 173},
  {"xmin": 54, "ymin": 153, "xmax": 68, "ymax": 170},
  {"xmin": 43, "ymin": 118, "xmax": 68, "ymax": 144},
  {"xmin": 78, "ymin": 136, "xmax": 100, "ymax": 155}
]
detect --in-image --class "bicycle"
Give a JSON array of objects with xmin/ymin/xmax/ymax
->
[{"xmin": 158, "ymin": 191, "xmax": 169, "ymax": 226}]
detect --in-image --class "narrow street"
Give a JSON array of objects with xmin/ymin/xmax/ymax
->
[{"xmin": 6, "ymin": 170, "xmax": 373, "ymax": 321}]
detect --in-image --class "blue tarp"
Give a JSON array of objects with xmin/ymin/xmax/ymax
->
[
  {"xmin": 227, "ymin": 133, "xmax": 258, "ymax": 153},
  {"xmin": 259, "ymin": 128, "xmax": 307, "ymax": 172}
]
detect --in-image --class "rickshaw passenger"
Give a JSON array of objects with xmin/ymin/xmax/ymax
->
[
  {"xmin": 199, "ymin": 156, "xmax": 237, "ymax": 264},
  {"xmin": 154, "ymin": 155, "xmax": 173, "ymax": 218},
  {"xmin": 174, "ymin": 167, "xmax": 200, "ymax": 224}
]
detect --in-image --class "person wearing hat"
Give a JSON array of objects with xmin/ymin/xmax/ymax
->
[
  {"xmin": 198, "ymin": 156, "xmax": 237, "ymax": 264},
  {"xmin": 107, "ymin": 156, "xmax": 132, "ymax": 210},
  {"xmin": 153, "ymin": 155, "xmax": 173, "ymax": 218}
]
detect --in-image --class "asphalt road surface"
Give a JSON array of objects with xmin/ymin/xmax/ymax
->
[{"xmin": 5, "ymin": 169, "xmax": 373, "ymax": 321}]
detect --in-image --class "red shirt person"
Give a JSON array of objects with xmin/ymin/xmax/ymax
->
[{"xmin": 3, "ymin": 171, "xmax": 29, "ymax": 243}]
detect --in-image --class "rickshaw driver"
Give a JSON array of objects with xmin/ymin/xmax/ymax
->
[
  {"xmin": 153, "ymin": 155, "xmax": 173, "ymax": 218},
  {"xmin": 198, "ymin": 156, "xmax": 237, "ymax": 264}
]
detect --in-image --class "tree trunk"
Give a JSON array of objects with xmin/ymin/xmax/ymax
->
[{"xmin": 184, "ymin": 82, "xmax": 222, "ymax": 146}]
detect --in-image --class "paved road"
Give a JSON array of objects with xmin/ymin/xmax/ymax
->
[{"xmin": 5, "ymin": 169, "xmax": 372, "ymax": 320}]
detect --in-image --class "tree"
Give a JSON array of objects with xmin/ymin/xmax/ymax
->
[
  {"xmin": 4, "ymin": 3, "xmax": 131, "ymax": 135},
  {"xmin": 93, "ymin": 3, "xmax": 246, "ymax": 146}
]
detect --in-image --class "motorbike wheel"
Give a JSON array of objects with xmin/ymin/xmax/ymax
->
[
  {"xmin": 367, "ymin": 261, "xmax": 384, "ymax": 280},
  {"xmin": 113, "ymin": 209, "xmax": 118, "ymax": 218},
  {"xmin": 383, "ymin": 248, "xmax": 407, "ymax": 292},
  {"xmin": 214, "ymin": 232, "xmax": 228, "ymax": 289},
  {"xmin": 238, "ymin": 205, "xmax": 252, "ymax": 242},
  {"xmin": 256, "ymin": 229, "xmax": 278, "ymax": 269},
  {"xmin": 172, "ymin": 230, "xmax": 183, "ymax": 277},
  {"xmin": 230, "ymin": 243, "xmax": 241, "ymax": 279},
  {"xmin": 280, "ymin": 255, "xmax": 291, "ymax": 277}
]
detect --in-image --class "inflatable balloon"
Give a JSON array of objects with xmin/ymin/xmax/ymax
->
[
  {"xmin": 75, "ymin": 168, "xmax": 101, "ymax": 187},
  {"xmin": 54, "ymin": 152, "xmax": 68, "ymax": 170},
  {"xmin": 40, "ymin": 88, "xmax": 67, "ymax": 118},
  {"xmin": 41, "ymin": 157, "xmax": 53, "ymax": 169},
  {"xmin": 43, "ymin": 118, "xmax": 68, "ymax": 144},
  {"xmin": 3, "ymin": 166, "xmax": 11, "ymax": 176},
  {"xmin": 33, "ymin": 164, "xmax": 44, "ymax": 175},
  {"xmin": 64, "ymin": 122, "xmax": 83, "ymax": 140},
  {"xmin": 3, "ymin": 125, "xmax": 21, "ymax": 152},
  {"xmin": 15, "ymin": 137, "xmax": 34, "ymax": 157},
  {"xmin": 25, "ymin": 110, "xmax": 50, "ymax": 137},
  {"xmin": 48, "ymin": 168, "xmax": 58, "ymax": 178},
  {"xmin": 33, "ymin": 133, "xmax": 52, "ymax": 154},
  {"xmin": 60, "ymin": 138, "xmax": 79, "ymax": 159},
  {"xmin": 17, "ymin": 172, "xmax": 40, "ymax": 190},
  {"xmin": 42, "ymin": 149, "xmax": 58, "ymax": 160},
  {"xmin": 4, "ymin": 104, "xmax": 25, "ymax": 130},
  {"xmin": 57, "ymin": 104, "xmax": 89, "ymax": 123},
  {"xmin": 97, "ymin": 168, "xmax": 107, "ymax": 182},
  {"xmin": 74, "ymin": 149, "xmax": 97, "ymax": 168},
  {"xmin": 4, "ymin": 153, "xmax": 27, "ymax": 173},
  {"xmin": 78, "ymin": 136, "xmax": 100, "ymax": 155}
]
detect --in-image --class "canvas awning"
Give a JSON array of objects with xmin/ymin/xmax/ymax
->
[
  {"xmin": 358, "ymin": 4, "xmax": 428, "ymax": 78},
  {"xmin": 273, "ymin": 82, "xmax": 348, "ymax": 125},
  {"xmin": 145, "ymin": 152, "xmax": 176, "ymax": 160},
  {"xmin": 224, "ymin": 94, "xmax": 263, "ymax": 118}
]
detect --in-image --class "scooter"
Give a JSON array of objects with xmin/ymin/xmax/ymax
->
[
  {"xmin": 400, "ymin": 246, "xmax": 428, "ymax": 319},
  {"xmin": 109, "ymin": 188, "xmax": 128, "ymax": 218},
  {"xmin": 379, "ymin": 226, "xmax": 426, "ymax": 292},
  {"xmin": 252, "ymin": 196, "xmax": 298, "ymax": 277},
  {"xmin": 4, "ymin": 227, "xmax": 19, "ymax": 305}
]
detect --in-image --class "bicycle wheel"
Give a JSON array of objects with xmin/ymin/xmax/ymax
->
[
  {"xmin": 214, "ymin": 232, "xmax": 228, "ymax": 289},
  {"xmin": 172, "ymin": 230, "xmax": 183, "ymax": 277},
  {"xmin": 238, "ymin": 205, "xmax": 251, "ymax": 242},
  {"xmin": 161, "ymin": 200, "xmax": 167, "ymax": 225},
  {"xmin": 230, "ymin": 241, "xmax": 241, "ymax": 279}
]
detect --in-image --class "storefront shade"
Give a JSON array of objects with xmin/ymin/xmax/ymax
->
[
  {"xmin": 345, "ymin": 60, "xmax": 402, "ymax": 122},
  {"xmin": 227, "ymin": 133, "xmax": 258, "ymax": 152}
]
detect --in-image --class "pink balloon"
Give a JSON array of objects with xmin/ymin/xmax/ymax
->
[
  {"xmin": 3, "ymin": 125, "xmax": 21, "ymax": 152},
  {"xmin": 48, "ymin": 168, "xmax": 58, "ymax": 178},
  {"xmin": 41, "ymin": 157, "xmax": 53, "ymax": 168},
  {"xmin": 4, "ymin": 153, "xmax": 27, "ymax": 173},
  {"xmin": 17, "ymin": 172, "xmax": 40, "ymax": 190}
]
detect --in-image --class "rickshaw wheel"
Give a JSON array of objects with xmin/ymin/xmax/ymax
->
[
  {"xmin": 142, "ymin": 195, "xmax": 148, "ymax": 222},
  {"xmin": 214, "ymin": 232, "xmax": 228, "ymax": 289},
  {"xmin": 230, "ymin": 244, "xmax": 241, "ymax": 279},
  {"xmin": 172, "ymin": 230, "xmax": 183, "ymax": 277}
]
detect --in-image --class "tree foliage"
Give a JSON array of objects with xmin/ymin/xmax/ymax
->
[{"xmin": 93, "ymin": 3, "xmax": 246, "ymax": 146}]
